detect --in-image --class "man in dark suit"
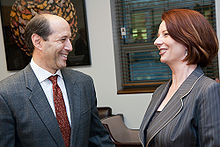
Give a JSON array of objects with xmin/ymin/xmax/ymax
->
[{"xmin": 0, "ymin": 14, "xmax": 114, "ymax": 147}]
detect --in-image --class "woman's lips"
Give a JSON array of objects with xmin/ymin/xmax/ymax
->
[{"xmin": 159, "ymin": 49, "xmax": 167, "ymax": 55}]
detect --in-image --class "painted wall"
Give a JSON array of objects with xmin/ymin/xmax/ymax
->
[{"xmin": 0, "ymin": 0, "xmax": 219, "ymax": 129}]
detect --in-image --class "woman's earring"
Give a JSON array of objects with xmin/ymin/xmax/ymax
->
[{"xmin": 185, "ymin": 50, "xmax": 188, "ymax": 56}]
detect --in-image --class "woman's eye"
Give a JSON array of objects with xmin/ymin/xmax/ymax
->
[{"xmin": 164, "ymin": 33, "xmax": 169, "ymax": 36}]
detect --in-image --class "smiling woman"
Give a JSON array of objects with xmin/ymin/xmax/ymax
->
[
  {"xmin": 139, "ymin": 9, "xmax": 220, "ymax": 147},
  {"xmin": 154, "ymin": 21, "xmax": 187, "ymax": 65}
]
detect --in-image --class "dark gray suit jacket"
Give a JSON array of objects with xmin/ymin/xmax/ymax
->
[
  {"xmin": 0, "ymin": 65, "xmax": 114, "ymax": 147},
  {"xmin": 140, "ymin": 66, "xmax": 220, "ymax": 147}
]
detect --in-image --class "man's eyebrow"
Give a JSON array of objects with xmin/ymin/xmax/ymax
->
[{"xmin": 59, "ymin": 35, "xmax": 71, "ymax": 39}]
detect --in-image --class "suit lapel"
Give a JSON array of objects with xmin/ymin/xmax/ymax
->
[
  {"xmin": 139, "ymin": 81, "xmax": 171, "ymax": 146},
  {"xmin": 24, "ymin": 65, "xmax": 65, "ymax": 146},
  {"xmin": 146, "ymin": 86, "xmax": 184, "ymax": 146},
  {"xmin": 142, "ymin": 66, "xmax": 204, "ymax": 146},
  {"xmin": 61, "ymin": 69, "xmax": 81, "ymax": 146}
]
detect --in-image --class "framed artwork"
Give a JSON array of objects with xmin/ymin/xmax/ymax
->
[{"xmin": 0, "ymin": 0, "xmax": 91, "ymax": 71}]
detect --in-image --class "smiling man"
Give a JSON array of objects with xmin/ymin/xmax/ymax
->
[{"xmin": 0, "ymin": 14, "xmax": 114, "ymax": 147}]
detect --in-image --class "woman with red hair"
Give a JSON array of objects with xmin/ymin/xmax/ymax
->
[{"xmin": 140, "ymin": 9, "xmax": 220, "ymax": 147}]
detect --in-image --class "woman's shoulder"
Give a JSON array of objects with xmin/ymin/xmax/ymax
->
[
  {"xmin": 197, "ymin": 75, "xmax": 219, "ymax": 89},
  {"xmin": 198, "ymin": 77, "xmax": 220, "ymax": 96}
]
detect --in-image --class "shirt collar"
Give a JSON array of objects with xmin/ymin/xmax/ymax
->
[{"xmin": 30, "ymin": 59, "xmax": 63, "ymax": 83}]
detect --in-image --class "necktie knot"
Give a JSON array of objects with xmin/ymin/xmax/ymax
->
[{"xmin": 48, "ymin": 75, "xmax": 58, "ymax": 85}]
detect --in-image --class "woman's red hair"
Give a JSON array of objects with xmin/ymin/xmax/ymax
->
[{"xmin": 162, "ymin": 9, "xmax": 218, "ymax": 67}]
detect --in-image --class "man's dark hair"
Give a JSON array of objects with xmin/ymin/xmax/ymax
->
[{"xmin": 24, "ymin": 14, "xmax": 53, "ymax": 53}]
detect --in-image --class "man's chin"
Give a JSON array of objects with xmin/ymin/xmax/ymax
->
[
  {"xmin": 59, "ymin": 66, "xmax": 66, "ymax": 69},
  {"xmin": 57, "ymin": 62, "xmax": 67, "ymax": 69}
]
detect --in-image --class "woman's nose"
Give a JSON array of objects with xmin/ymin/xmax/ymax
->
[{"xmin": 154, "ymin": 36, "xmax": 162, "ymax": 47}]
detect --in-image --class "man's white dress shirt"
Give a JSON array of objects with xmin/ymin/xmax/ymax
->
[{"xmin": 30, "ymin": 59, "xmax": 71, "ymax": 124}]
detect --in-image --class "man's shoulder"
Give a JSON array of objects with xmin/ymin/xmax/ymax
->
[
  {"xmin": 0, "ymin": 68, "xmax": 25, "ymax": 84},
  {"xmin": 0, "ymin": 69, "xmax": 27, "ymax": 94}
]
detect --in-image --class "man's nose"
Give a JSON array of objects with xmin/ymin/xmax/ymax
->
[{"xmin": 65, "ymin": 39, "xmax": 73, "ymax": 51}]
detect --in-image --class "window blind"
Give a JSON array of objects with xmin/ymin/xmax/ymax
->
[{"xmin": 113, "ymin": 0, "xmax": 218, "ymax": 93}]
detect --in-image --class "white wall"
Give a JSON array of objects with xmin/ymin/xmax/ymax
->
[
  {"xmin": 0, "ymin": 0, "xmax": 220, "ymax": 129},
  {"xmin": 72, "ymin": 0, "xmax": 152, "ymax": 129}
]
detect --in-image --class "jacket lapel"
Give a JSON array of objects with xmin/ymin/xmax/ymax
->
[
  {"xmin": 139, "ymin": 81, "xmax": 171, "ymax": 146},
  {"xmin": 61, "ymin": 69, "xmax": 81, "ymax": 146},
  {"xmin": 146, "ymin": 84, "xmax": 184, "ymax": 146},
  {"xmin": 24, "ymin": 65, "xmax": 65, "ymax": 146},
  {"xmin": 141, "ymin": 66, "xmax": 204, "ymax": 146}
]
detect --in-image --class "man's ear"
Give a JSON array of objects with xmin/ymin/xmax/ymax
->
[{"xmin": 31, "ymin": 33, "xmax": 43, "ymax": 50}]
